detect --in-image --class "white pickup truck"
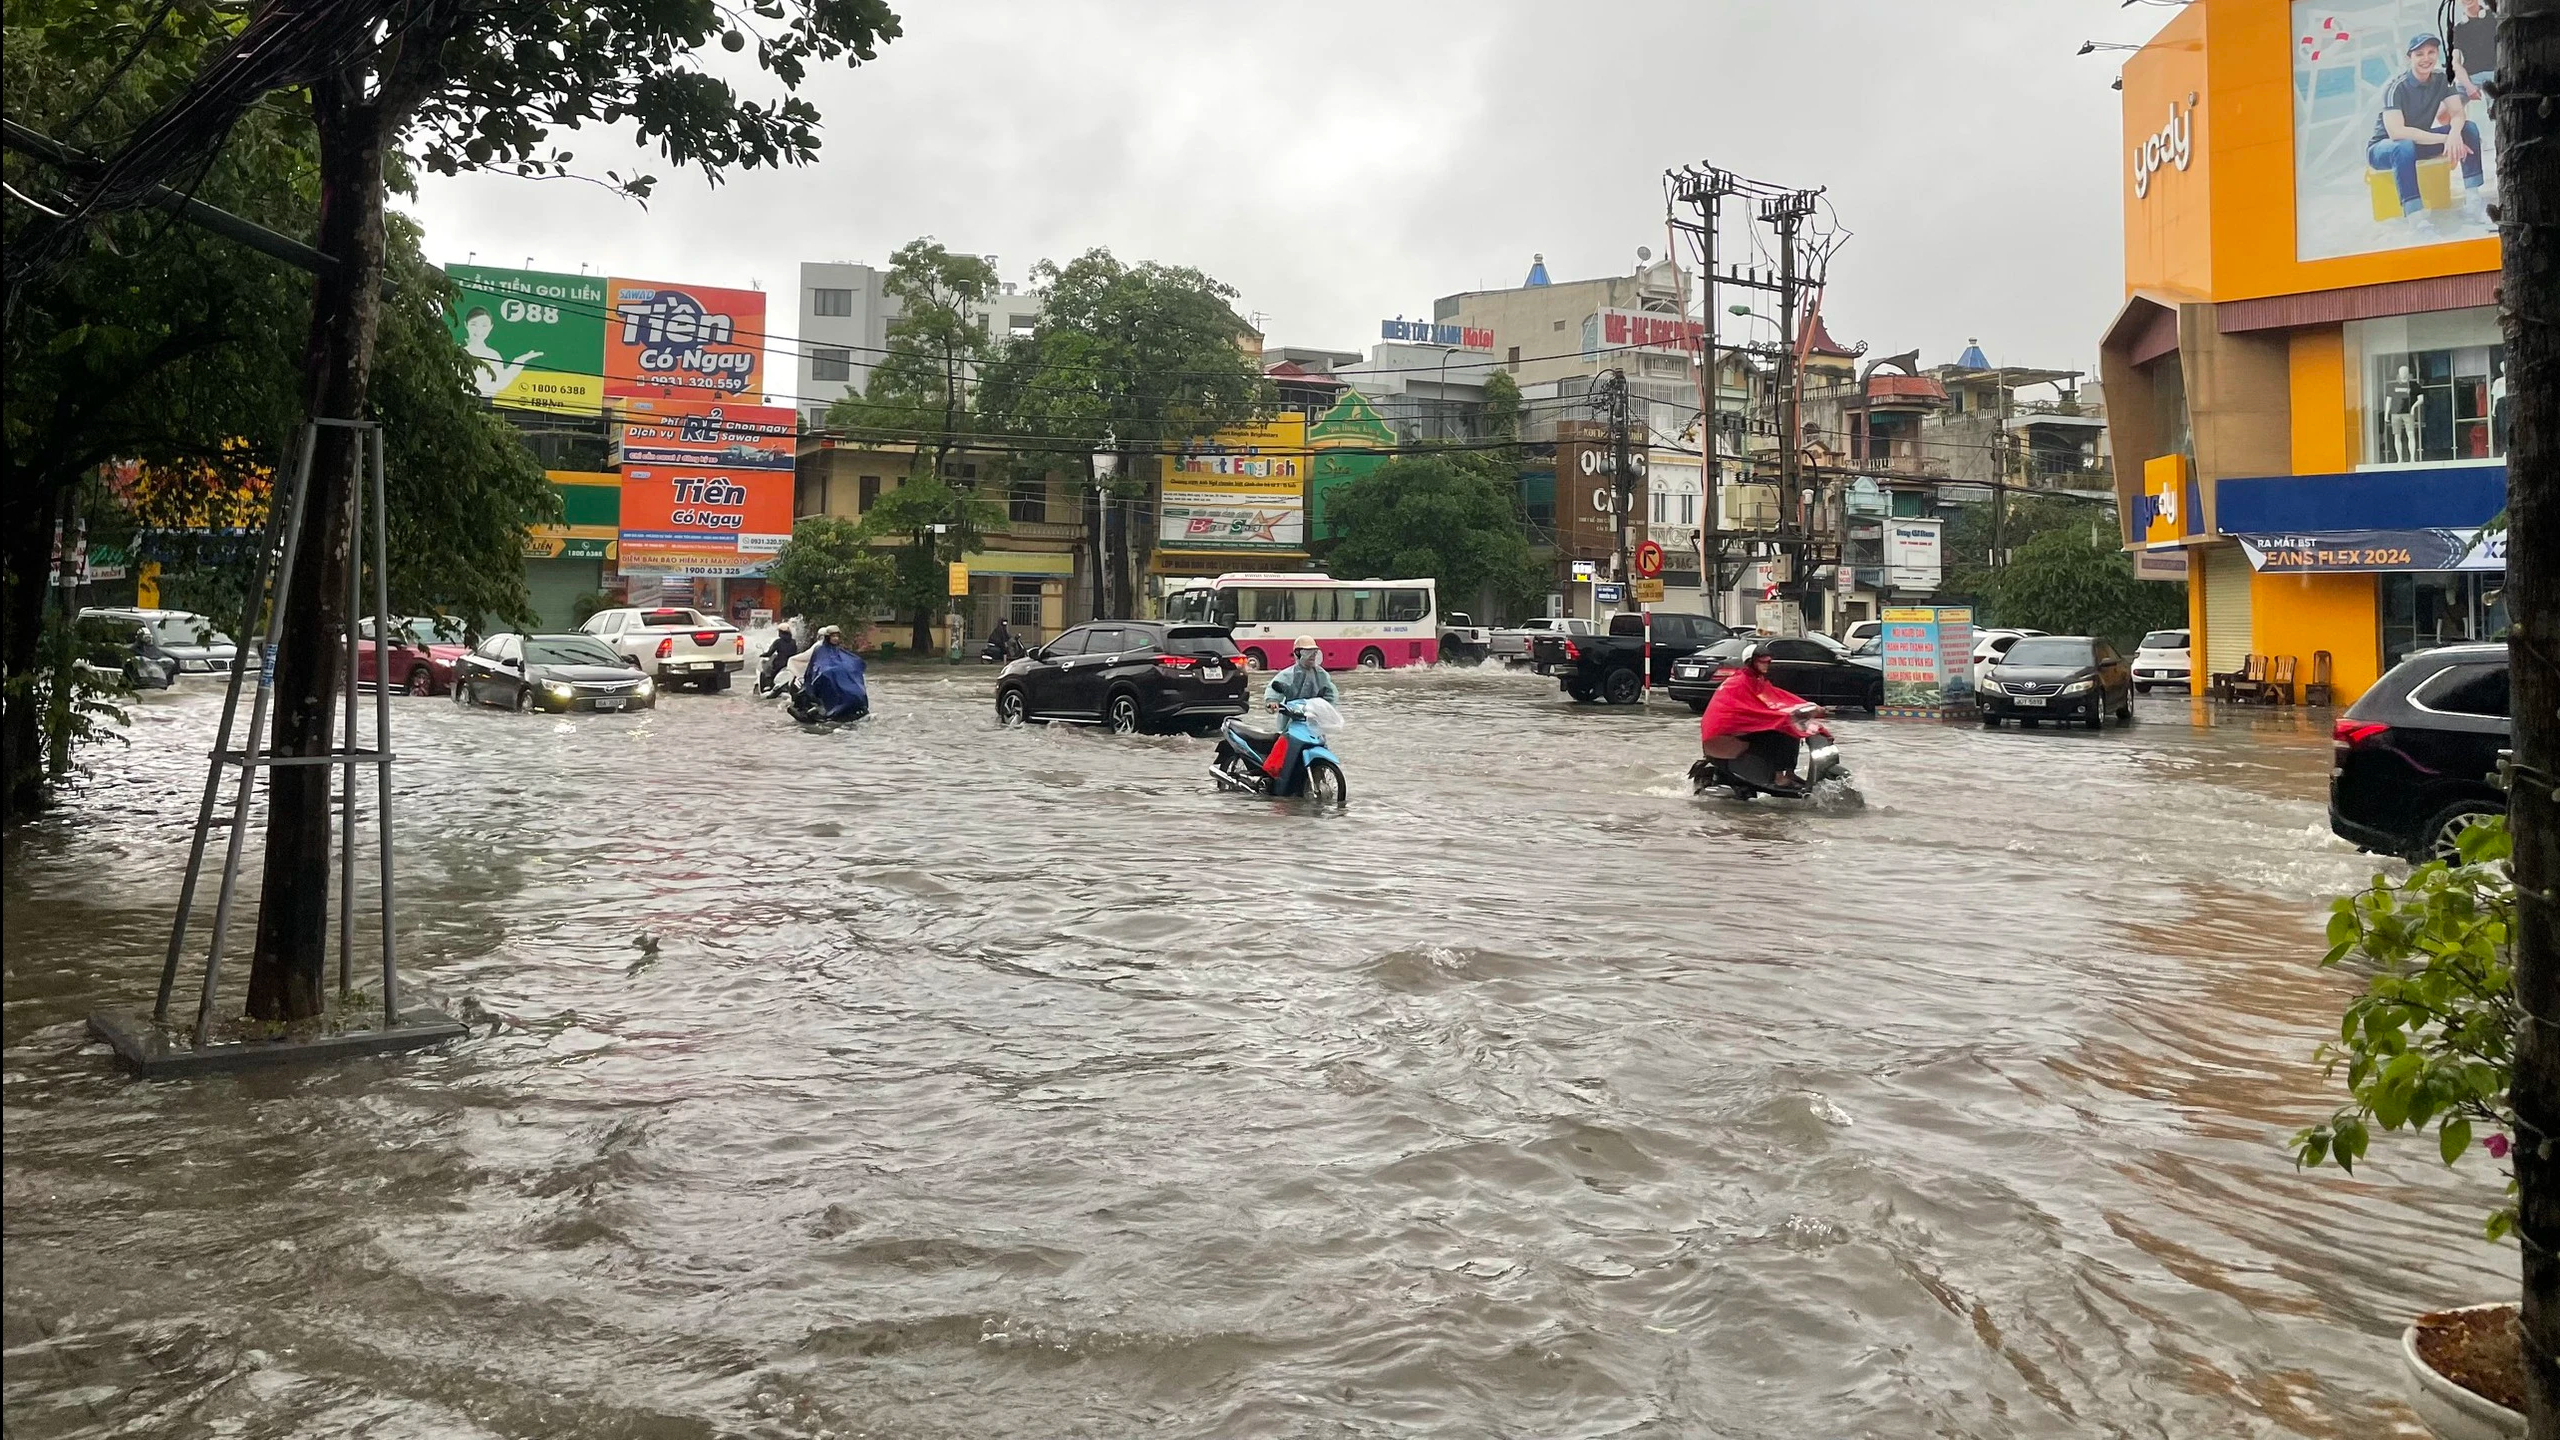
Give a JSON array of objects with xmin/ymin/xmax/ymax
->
[
  {"xmin": 581, "ymin": 606, "xmax": 747, "ymax": 691},
  {"xmin": 1438, "ymin": 612, "xmax": 1493, "ymax": 663},
  {"xmin": 1489, "ymin": 615, "xmax": 1598, "ymax": 666}
]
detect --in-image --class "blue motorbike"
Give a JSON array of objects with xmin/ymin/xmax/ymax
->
[{"xmin": 1212, "ymin": 698, "xmax": 1347, "ymax": 804}]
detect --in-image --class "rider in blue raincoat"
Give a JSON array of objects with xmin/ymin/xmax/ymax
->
[
  {"xmin": 1255, "ymin": 636, "xmax": 1338, "ymax": 782},
  {"xmin": 800, "ymin": 625, "xmax": 869, "ymax": 721}
]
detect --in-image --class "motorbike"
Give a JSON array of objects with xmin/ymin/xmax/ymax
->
[
  {"xmin": 783, "ymin": 646, "xmax": 869, "ymax": 725},
  {"xmin": 1691, "ymin": 704, "xmax": 1846, "ymax": 800},
  {"xmin": 979, "ymin": 632, "xmax": 1025, "ymax": 665},
  {"xmin": 756, "ymin": 643, "xmax": 796, "ymax": 694},
  {"xmin": 1211, "ymin": 698, "xmax": 1347, "ymax": 804}
]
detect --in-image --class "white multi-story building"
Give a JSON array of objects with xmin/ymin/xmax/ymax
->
[{"xmin": 794, "ymin": 260, "xmax": 1045, "ymax": 430}]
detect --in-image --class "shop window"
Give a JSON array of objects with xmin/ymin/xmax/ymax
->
[
  {"xmin": 812, "ymin": 288, "xmax": 854, "ymax": 317},
  {"xmin": 812, "ymin": 346, "xmax": 852, "ymax": 381},
  {"xmin": 2352, "ymin": 307, "xmax": 2507, "ymax": 466},
  {"xmin": 1009, "ymin": 478, "xmax": 1045, "ymax": 523},
  {"xmin": 858, "ymin": 475, "xmax": 880, "ymax": 512},
  {"xmin": 1007, "ymin": 578, "xmax": 1043, "ymax": 629},
  {"xmin": 2381, "ymin": 572, "xmax": 2508, "ymax": 669}
]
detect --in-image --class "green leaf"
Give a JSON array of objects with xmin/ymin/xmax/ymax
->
[
  {"xmin": 2441, "ymin": 1117, "xmax": 2472, "ymax": 1165},
  {"xmin": 2487, "ymin": 1207, "xmax": 2516, "ymax": 1243}
]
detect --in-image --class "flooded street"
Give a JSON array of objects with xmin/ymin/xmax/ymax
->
[{"xmin": 1, "ymin": 665, "xmax": 2514, "ymax": 1438}]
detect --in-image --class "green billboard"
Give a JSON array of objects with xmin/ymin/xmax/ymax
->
[{"xmin": 446, "ymin": 264, "xmax": 608, "ymax": 414}]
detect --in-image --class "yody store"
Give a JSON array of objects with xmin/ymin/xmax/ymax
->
[{"xmin": 2102, "ymin": 0, "xmax": 2509, "ymax": 703}]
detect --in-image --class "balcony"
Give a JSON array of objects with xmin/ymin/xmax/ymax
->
[{"xmin": 992, "ymin": 518, "xmax": 1084, "ymax": 542}]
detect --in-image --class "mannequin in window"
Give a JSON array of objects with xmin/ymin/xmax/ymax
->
[
  {"xmin": 2385, "ymin": 365, "xmax": 2423, "ymax": 462},
  {"xmin": 2490, "ymin": 360, "xmax": 2509, "ymax": 456}
]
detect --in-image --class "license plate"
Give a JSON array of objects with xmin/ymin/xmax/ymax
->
[
  {"xmin": 2014, "ymin": 695, "xmax": 2047, "ymax": 707},
  {"xmin": 593, "ymin": 697, "xmax": 625, "ymax": 711},
  {"xmin": 1201, "ymin": 664, "xmax": 1223, "ymax": 680}
]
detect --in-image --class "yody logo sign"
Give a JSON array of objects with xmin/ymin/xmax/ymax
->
[
  {"xmin": 2132, "ymin": 93, "xmax": 2195, "ymax": 200},
  {"xmin": 606, "ymin": 279, "xmax": 765, "ymax": 399}
]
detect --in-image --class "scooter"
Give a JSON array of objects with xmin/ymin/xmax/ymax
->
[
  {"xmin": 1691, "ymin": 704, "xmax": 1846, "ymax": 800},
  {"xmin": 1211, "ymin": 698, "xmax": 1347, "ymax": 803},
  {"xmin": 979, "ymin": 633, "xmax": 1025, "ymax": 664}
]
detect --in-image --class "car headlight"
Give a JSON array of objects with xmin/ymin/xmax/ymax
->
[
  {"xmin": 545, "ymin": 682, "xmax": 574, "ymax": 699},
  {"xmin": 2060, "ymin": 679, "xmax": 2094, "ymax": 695},
  {"xmin": 635, "ymin": 676, "xmax": 654, "ymax": 695},
  {"xmin": 1979, "ymin": 678, "xmax": 2004, "ymax": 695}
]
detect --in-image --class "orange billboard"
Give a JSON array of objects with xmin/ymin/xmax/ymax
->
[
  {"xmin": 605, "ymin": 278, "xmax": 766, "ymax": 401},
  {"xmin": 617, "ymin": 461, "xmax": 793, "ymax": 577}
]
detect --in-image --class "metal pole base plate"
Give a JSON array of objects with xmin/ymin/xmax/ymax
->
[{"xmin": 86, "ymin": 1009, "xmax": 468, "ymax": 1079}]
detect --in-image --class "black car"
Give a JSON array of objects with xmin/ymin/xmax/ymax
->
[
  {"xmin": 1666, "ymin": 635, "xmax": 1884, "ymax": 714},
  {"xmin": 1979, "ymin": 635, "xmax": 2134, "ymax": 729},
  {"xmin": 994, "ymin": 621, "xmax": 1248, "ymax": 733},
  {"xmin": 2330, "ymin": 641, "xmax": 2509, "ymax": 862},
  {"xmin": 454, "ymin": 633, "xmax": 656, "ymax": 713}
]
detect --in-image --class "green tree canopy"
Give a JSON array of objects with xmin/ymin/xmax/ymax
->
[
  {"xmin": 767, "ymin": 516, "xmax": 892, "ymax": 638},
  {"xmin": 1979, "ymin": 526, "xmax": 2188, "ymax": 652},
  {"xmin": 825, "ymin": 239, "xmax": 998, "ymax": 476},
  {"xmin": 855, "ymin": 474, "xmax": 1004, "ymax": 652},
  {"xmin": 1323, "ymin": 455, "xmax": 1543, "ymax": 618}
]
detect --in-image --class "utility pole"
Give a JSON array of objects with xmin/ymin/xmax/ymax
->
[
  {"xmin": 2495, "ymin": 0, "xmax": 2558, "ymax": 1430},
  {"xmin": 1597, "ymin": 368, "xmax": 1636, "ymax": 613}
]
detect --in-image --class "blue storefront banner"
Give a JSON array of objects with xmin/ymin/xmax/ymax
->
[
  {"xmin": 2215, "ymin": 464, "xmax": 2505, "ymax": 533},
  {"xmin": 2234, "ymin": 528, "xmax": 2504, "ymax": 573}
]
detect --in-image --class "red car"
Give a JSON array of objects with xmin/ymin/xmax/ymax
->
[{"xmin": 357, "ymin": 616, "xmax": 470, "ymax": 695}]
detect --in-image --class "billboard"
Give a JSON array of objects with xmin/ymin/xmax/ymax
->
[
  {"xmin": 1885, "ymin": 518, "xmax": 1942, "ymax": 590},
  {"xmin": 617, "ymin": 459, "xmax": 792, "ymax": 577},
  {"xmin": 2292, "ymin": 0, "xmax": 2500, "ymax": 262},
  {"xmin": 612, "ymin": 396, "xmax": 797, "ymax": 471},
  {"xmin": 1159, "ymin": 416, "xmax": 1309, "ymax": 552},
  {"xmin": 1881, "ymin": 606, "xmax": 1977, "ymax": 705},
  {"xmin": 447, "ymin": 265, "xmax": 608, "ymax": 414},
  {"xmin": 605, "ymin": 278, "xmax": 766, "ymax": 402}
]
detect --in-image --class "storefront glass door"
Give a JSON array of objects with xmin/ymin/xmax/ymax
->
[{"xmin": 2381, "ymin": 572, "xmax": 2508, "ymax": 668}]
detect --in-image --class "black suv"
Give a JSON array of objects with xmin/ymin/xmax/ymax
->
[
  {"xmin": 2330, "ymin": 642, "xmax": 2509, "ymax": 862},
  {"xmin": 1979, "ymin": 635, "xmax": 2135, "ymax": 729},
  {"xmin": 994, "ymin": 621, "xmax": 1249, "ymax": 734}
]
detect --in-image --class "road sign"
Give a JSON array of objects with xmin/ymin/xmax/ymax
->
[
  {"xmin": 1634, "ymin": 540, "xmax": 1664, "ymax": 579},
  {"xmin": 1633, "ymin": 578, "xmax": 1665, "ymax": 604},
  {"xmin": 1595, "ymin": 582, "xmax": 1625, "ymax": 605},
  {"xmin": 1571, "ymin": 559, "xmax": 1597, "ymax": 584},
  {"xmin": 947, "ymin": 561, "xmax": 970, "ymax": 596}
]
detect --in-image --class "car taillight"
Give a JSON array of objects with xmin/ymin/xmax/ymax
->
[
  {"xmin": 1561, "ymin": 640, "xmax": 1580, "ymax": 660},
  {"xmin": 2335, "ymin": 719, "xmax": 2390, "ymax": 749},
  {"xmin": 1155, "ymin": 654, "xmax": 1200, "ymax": 674},
  {"xmin": 655, "ymin": 638, "xmax": 673, "ymax": 659},
  {"xmin": 693, "ymin": 630, "xmax": 719, "ymax": 647},
  {"xmin": 734, "ymin": 635, "xmax": 745, "ymax": 654}
]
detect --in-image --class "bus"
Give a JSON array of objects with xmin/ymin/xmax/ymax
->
[{"xmin": 1163, "ymin": 573, "xmax": 1440, "ymax": 670}]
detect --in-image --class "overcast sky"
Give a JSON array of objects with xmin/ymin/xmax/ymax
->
[{"xmin": 402, "ymin": 0, "xmax": 2165, "ymax": 396}]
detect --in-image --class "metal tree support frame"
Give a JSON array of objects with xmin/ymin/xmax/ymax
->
[{"xmin": 88, "ymin": 419, "xmax": 465, "ymax": 1077}]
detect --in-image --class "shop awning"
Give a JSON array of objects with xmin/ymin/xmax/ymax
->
[{"xmin": 2233, "ymin": 528, "xmax": 2504, "ymax": 573}]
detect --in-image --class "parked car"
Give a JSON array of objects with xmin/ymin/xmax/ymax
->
[
  {"xmin": 1531, "ymin": 611, "xmax": 1733, "ymax": 704},
  {"xmin": 1967, "ymin": 628, "xmax": 2049, "ymax": 690},
  {"xmin": 76, "ymin": 607, "xmax": 236, "ymax": 685},
  {"xmin": 356, "ymin": 615, "xmax": 469, "ymax": 695},
  {"xmin": 1489, "ymin": 615, "xmax": 1597, "ymax": 666},
  {"xmin": 581, "ymin": 606, "xmax": 746, "ymax": 690},
  {"xmin": 2329, "ymin": 641, "xmax": 2510, "ymax": 862},
  {"xmin": 1979, "ymin": 635, "xmax": 2135, "ymax": 729},
  {"xmin": 1666, "ymin": 634, "xmax": 1885, "ymax": 714},
  {"xmin": 453, "ymin": 633, "xmax": 656, "ymax": 713},
  {"xmin": 1439, "ymin": 612, "xmax": 1493, "ymax": 663},
  {"xmin": 994, "ymin": 620, "xmax": 1249, "ymax": 734},
  {"xmin": 2131, "ymin": 628, "xmax": 2193, "ymax": 693},
  {"xmin": 1839, "ymin": 620, "xmax": 1882, "ymax": 650}
]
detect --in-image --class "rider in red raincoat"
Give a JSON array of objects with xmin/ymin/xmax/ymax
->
[{"xmin": 1699, "ymin": 642, "xmax": 1827, "ymax": 789}]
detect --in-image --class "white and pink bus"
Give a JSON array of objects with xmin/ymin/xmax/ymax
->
[{"xmin": 1163, "ymin": 573, "xmax": 1440, "ymax": 670}]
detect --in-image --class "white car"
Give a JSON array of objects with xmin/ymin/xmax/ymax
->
[
  {"xmin": 2132, "ymin": 628, "xmax": 2192, "ymax": 693},
  {"xmin": 1439, "ymin": 611, "xmax": 1493, "ymax": 662},
  {"xmin": 1968, "ymin": 628, "xmax": 2048, "ymax": 691},
  {"xmin": 1489, "ymin": 616, "xmax": 1598, "ymax": 665},
  {"xmin": 1839, "ymin": 620, "xmax": 1882, "ymax": 650},
  {"xmin": 581, "ymin": 606, "xmax": 746, "ymax": 691}
]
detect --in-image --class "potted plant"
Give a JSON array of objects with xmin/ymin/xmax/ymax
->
[{"xmin": 2293, "ymin": 819, "xmax": 2520, "ymax": 1438}]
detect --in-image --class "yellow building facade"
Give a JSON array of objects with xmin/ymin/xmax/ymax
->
[{"xmin": 2104, "ymin": 0, "xmax": 2508, "ymax": 703}]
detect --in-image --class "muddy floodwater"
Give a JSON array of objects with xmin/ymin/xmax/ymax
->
[{"xmin": 1, "ymin": 665, "xmax": 2515, "ymax": 1438}]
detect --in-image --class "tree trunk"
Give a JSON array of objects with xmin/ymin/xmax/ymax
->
[
  {"xmin": 910, "ymin": 599, "xmax": 931, "ymax": 654},
  {"xmin": 1, "ymin": 482, "xmax": 68, "ymax": 821},
  {"xmin": 244, "ymin": 80, "xmax": 390, "ymax": 1024},
  {"xmin": 2499, "ymin": 3, "xmax": 2560, "ymax": 1434}
]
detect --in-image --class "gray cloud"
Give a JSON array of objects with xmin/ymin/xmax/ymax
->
[{"xmin": 403, "ymin": 0, "xmax": 2155, "ymax": 388}]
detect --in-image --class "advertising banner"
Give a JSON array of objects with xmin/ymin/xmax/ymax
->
[
  {"xmin": 618, "ymin": 461, "xmax": 793, "ymax": 577},
  {"xmin": 1880, "ymin": 605, "xmax": 1976, "ymax": 705},
  {"xmin": 2138, "ymin": 454, "xmax": 2196, "ymax": 545},
  {"xmin": 2234, "ymin": 527, "xmax": 2503, "ymax": 572},
  {"xmin": 1885, "ymin": 518, "xmax": 1943, "ymax": 590},
  {"xmin": 1159, "ymin": 416, "xmax": 1310, "ymax": 552},
  {"xmin": 613, "ymin": 396, "xmax": 797, "ymax": 470},
  {"xmin": 605, "ymin": 278, "xmax": 767, "ymax": 401},
  {"xmin": 446, "ymin": 265, "xmax": 608, "ymax": 414},
  {"xmin": 2292, "ymin": 0, "xmax": 2500, "ymax": 262}
]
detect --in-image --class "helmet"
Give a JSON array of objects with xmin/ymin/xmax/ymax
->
[{"xmin": 1293, "ymin": 636, "xmax": 1320, "ymax": 654}]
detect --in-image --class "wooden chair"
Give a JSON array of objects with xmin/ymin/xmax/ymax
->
[
  {"xmin": 2303, "ymin": 650, "xmax": 2335, "ymax": 708},
  {"xmin": 2211, "ymin": 653, "xmax": 2264, "ymax": 702},
  {"xmin": 2262, "ymin": 654, "xmax": 2298, "ymax": 705}
]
